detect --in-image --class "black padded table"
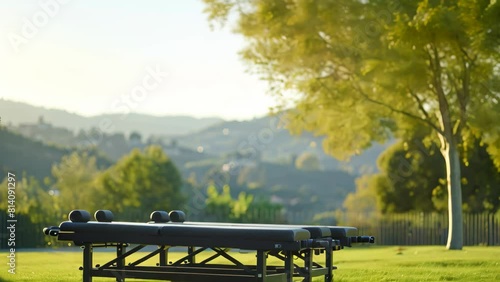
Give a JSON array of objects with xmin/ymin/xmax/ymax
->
[
  {"xmin": 44, "ymin": 210, "xmax": 374, "ymax": 282},
  {"xmin": 178, "ymin": 221, "xmax": 360, "ymax": 244}
]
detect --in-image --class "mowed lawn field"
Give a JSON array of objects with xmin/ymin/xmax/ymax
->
[{"xmin": 1, "ymin": 246, "xmax": 499, "ymax": 281}]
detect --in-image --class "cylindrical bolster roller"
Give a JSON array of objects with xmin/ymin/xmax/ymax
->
[
  {"xmin": 350, "ymin": 236, "xmax": 375, "ymax": 244},
  {"xmin": 150, "ymin": 211, "xmax": 170, "ymax": 223},
  {"xmin": 169, "ymin": 210, "xmax": 186, "ymax": 223},
  {"xmin": 43, "ymin": 226, "xmax": 59, "ymax": 235},
  {"xmin": 69, "ymin": 210, "xmax": 91, "ymax": 223},
  {"xmin": 95, "ymin": 210, "xmax": 114, "ymax": 222}
]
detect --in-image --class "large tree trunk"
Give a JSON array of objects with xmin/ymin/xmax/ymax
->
[
  {"xmin": 441, "ymin": 138, "xmax": 464, "ymax": 250},
  {"xmin": 432, "ymin": 44, "xmax": 464, "ymax": 249}
]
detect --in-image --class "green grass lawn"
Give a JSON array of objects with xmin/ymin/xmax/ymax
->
[{"xmin": 1, "ymin": 246, "xmax": 499, "ymax": 281}]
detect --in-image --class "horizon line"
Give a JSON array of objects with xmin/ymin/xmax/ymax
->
[{"xmin": 0, "ymin": 97, "xmax": 272, "ymax": 122}]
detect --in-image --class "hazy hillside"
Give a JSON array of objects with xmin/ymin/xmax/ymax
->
[
  {"xmin": 0, "ymin": 101, "xmax": 387, "ymax": 218},
  {"xmin": 228, "ymin": 162, "xmax": 356, "ymax": 213},
  {"xmin": 180, "ymin": 156, "xmax": 356, "ymax": 215},
  {"xmin": 0, "ymin": 99, "xmax": 386, "ymax": 173},
  {"xmin": 0, "ymin": 125, "xmax": 353, "ymax": 215},
  {"xmin": 0, "ymin": 99, "xmax": 223, "ymax": 136},
  {"xmin": 175, "ymin": 116, "xmax": 388, "ymax": 173},
  {"xmin": 0, "ymin": 128, "xmax": 111, "ymax": 180}
]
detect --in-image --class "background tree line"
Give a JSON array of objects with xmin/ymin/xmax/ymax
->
[
  {"xmin": 0, "ymin": 126, "xmax": 351, "ymax": 225},
  {"xmin": 0, "ymin": 144, "xmax": 185, "ymax": 225},
  {"xmin": 0, "ymin": 127, "xmax": 285, "ymax": 247}
]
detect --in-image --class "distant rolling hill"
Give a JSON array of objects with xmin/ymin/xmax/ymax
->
[
  {"xmin": 0, "ymin": 99, "xmax": 223, "ymax": 136},
  {"xmin": 176, "ymin": 115, "xmax": 388, "ymax": 173},
  {"xmin": 0, "ymin": 100, "xmax": 389, "ymax": 216},
  {"xmin": 0, "ymin": 128, "xmax": 111, "ymax": 180},
  {"xmin": 0, "ymin": 99, "xmax": 387, "ymax": 173}
]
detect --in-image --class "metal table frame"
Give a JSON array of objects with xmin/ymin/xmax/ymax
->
[{"xmin": 78, "ymin": 240, "xmax": 339, "ymax": 282}]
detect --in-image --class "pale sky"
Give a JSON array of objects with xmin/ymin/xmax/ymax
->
[{"xmin": 0, "ymin": 0, "xmax": 277, "ymax": 120}]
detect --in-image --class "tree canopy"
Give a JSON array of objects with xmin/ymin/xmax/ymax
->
[
  {"xmin": 203, "ymin": 0, "xmax": 500, "ymax": 249},
  {"xmin": 96, "ymin": 145, "xmax": 185, "ymax": 218},
  {"xmin": 204, "ymin": 184, "xmax": 285, "ymax": 223},
  {"xmin": 51, "ymin": 152, "xmax": 102, "ymax": 216}
]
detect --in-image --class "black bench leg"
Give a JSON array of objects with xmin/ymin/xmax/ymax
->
[
  {"xmin": 116, "ymin": 244, "xmax": 126, "ymax": 282},
  {"xmin": 303, "ymin": 249, "xmax": 312, "ymax": 282},
  {"xmin": 256, "ymin": 250, "xmax": 267, "ymax": 282},
  {"xmin": 284, "ymin": 251, "xmax": 294, "ymax": 282},
  {"xmin": 188, "ymin": 246, "xmax": 196, "ymax": 264},
  {"xmin": 159, "ymin": 246, "xmax": 168, "ymax": 266},
  {"xmin": 325, "ymin": 240, "xmax": 333, "ymax": 282},
  {"xmin": 83, "ymin": 243, "xmax": 93, "ymax": 282}
]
